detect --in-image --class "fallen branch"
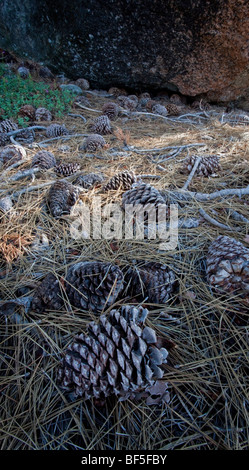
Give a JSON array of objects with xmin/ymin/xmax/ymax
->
[
  {"xmin": 75, "ymin": 103, "xmax": 101, "ymax": 113},
  {"xmin": 162, "ymin": 185, "xmax": 249, "ymax": 202},
  {"xmin": 182, "ymin": 156, "xmax": 202, "ymax": 190},
  {"xmin": 6, "ymin": 125, "xmax": 47, "ymax": 136},
  {"xmin": 11, "ymin": 171, "xmax": 83, "ymax": 198},
  {"xmin": 68, "ymin": 113, "xmax": 87, "ymax": 123},
  {"xmin": 225, "ymin": 209, "xmax": 249, "ymax": 224},
  {"xmin": 131, "ymin": 143, "xmax": 207, "ymax": 154},
  {"xmin": 8, "ymin": 167, "xmax": 40, "ymax": 182},
  {"xmin": 37, "ymin": 133, "xmax": 88, "ymax": 146},
  {"xmin": 199, "ymin": 208, "xmax": 241, "ymax": 232}
]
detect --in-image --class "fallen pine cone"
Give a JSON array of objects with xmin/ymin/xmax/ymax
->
[{"xmin": 58, "ymin": 304, "xmax": 171, "ymax": 405}]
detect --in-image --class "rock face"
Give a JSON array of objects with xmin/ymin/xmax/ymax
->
[{"xmin": 0, "ymin": 0, "xmax": 249, "ymax": 103}]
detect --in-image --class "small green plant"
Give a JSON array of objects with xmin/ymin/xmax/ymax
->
[{"xmin": 0, "ymin": 63, "xmax": 74, "ymax": 125}]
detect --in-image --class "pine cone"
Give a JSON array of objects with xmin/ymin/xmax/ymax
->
[
  {"xmin": 31, "ymin": 273, "xmax": 65, "ymax": 313},
  {"xmin": 18, "ymin": 104, "xmax": 36, "ymax": 121},
  {"xmin": 65, "ymin": 261, "xmax": 124, "ymax": 312},
  {"xmin": 108, "ymin": 87, "xmax": 128, "ymax": 97},
  {"xmin": 47, "ymin": 181, "xmax": 80, "ymax": 217},
  {"xmin": 46, "ymin": 123, "xmax": 69, "ymax": 138},
  {"xmin": 182, "ymin": 155, "xmax": 221, "ymax": 176},
  {"xmin": 103, "ymin": 170, "xmax": 137, "ymax": 191},
  {"xmin": 125, "ymin": 262, "xmax": 177, "ymax": 304},
  {"xmin": 165, "ymin": 103, "xmax": 181, "ymax": 115},
  {"xmin": 117, "ymin": 96, "xmax": 137, "ymax": 111},
  {"xmin": 169, "ymin": 94, "xmax": 183, "ymax": 105},
  {"xmin": 80, "ymin": 134, "xmax": 107, "ymax": 152},
  {"xmin": 122, "ymin": 183, "xmax": 165, "ymax": 208},
  {"xmin": 102, "ymin": 102, "xmax": 119, "ymax": 120},
  {"xmin": 206, "ymin": 235, "xmax": 249, "ymax": 300},
  {"xmin": 0, "ymin": 119, "xmax": 18, "ymax": 133},
  {"xmin": 0, "ymin": 145, "xmax": 26, "ymax": 166},
  {"xmin": 35, "ymin": 107, "xmax": 53, "ymax": 121},
  {"xmin": 57, "ymin": 304, "xmax": 170, "ymax": 404},
  {"xmin": 55, "ymin": 162, "xmax": 80, "ymax": 176},
  {"xmin": 90, "ymin": 115, "xmax": 112, "ymax": 135},
  {"xmin": 0, "ymin": 133, "xmax": 9, "ymax": 146},
  {"xmin": 139, "ymin": 92, "xmax": 151, "ymax": 100},
  {"xmin": 146, "ymin": 100, "xmax": 157, "ymax": 111},
  {"xmin": 17, "ymin": 66, "xmax": 29, "ymax": 78},
  {"xmin": 75, "ymin": 78, "xmax": 90, "ymax": 90},
  {"xmin": 31, "ymin": 150, "xmax": 56, "ymax": 169},
  {"xmin": 151, "ymin": 103, "xmax": 168, "ymax": 116},
  {"xmin": 75, "ymin": 172, "xmax": 104, "ymax": 189}
]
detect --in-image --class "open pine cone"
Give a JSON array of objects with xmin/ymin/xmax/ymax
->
[
  {"xmin": 57, "ymin": 304, "xmax": 171, "ymax": 405},
  {"xmin": 0, "ymin": 119, "xmax": 18, "ymax": 133},
  {"xmin": 102, "ymin": 102, "xmax": 119, "ymax": 120},
  {"xmin": 0, "ymin": 132, "xmax": 9, "ymax": 146},
  {"xmin": 54, "ymin": 162, "xmax": 80, "ymax": 176},
  {"xmin": 31, "ymin": 150, "xmax": 56, "ymax": 169},
  {"xmin": 206, "ymin": 235, "xmax": 249, "ymax": 300},
  {"xmin": 125, "ymin": 262, "xmax": 177, "ymax": 304},
  {"xmin": 122, "ymin": 182, "xmax": 165, "ymax": 210},
  {"xmin": 90, "ymin": 115, "xmax": 112, "ymax": 135},
  {"xmin": 18, "ymin": 104, "xmax": 36, "ymax": 121},
  {"xmin": 65, "ymin": 261, "xmax": 124, "ymax": 312},
  {"xmin": 47, "ymin": 181, "xmax": 80, "ymax": 217},
  {"xmin": 46, "ymin": 123, "xmax": 69, "ymax": 137},
  {"xmin": 80, "ymin": 134, "xmax": 107, "ymax": 152},
  {"xmin": 103, "ymin": 170, "xmax": 137, "ymax": 191},
  {"xmin": 31, "ymin": 273, "xmax": 65, "ymax": 313},
  {"xmin": 35, "ymin": 107, "xmax": 52, "ymax": 121},
  {"xmin": 182, "ymin": 155, "xmax": 221, "ymax": 176},
  {"xmin": 0, "ymin": 145, "xmax": 26, "ymax": 166}
]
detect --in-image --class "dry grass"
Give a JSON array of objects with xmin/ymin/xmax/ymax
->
[{"xmin": 0, "ymin": 90, "xmax": 249, "ymax": 450}]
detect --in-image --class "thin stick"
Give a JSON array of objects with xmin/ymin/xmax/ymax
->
[
  {"xmin": 11, "ymin": 172, "xmax": 83, "ymax": 198},
  {"xmin": 37, "ymin": 133, "xmax": 89, "ymax": 146},
  {"xmin": 182, "ymin": 156, "xmax": 202, "ymax": 190},
  {"xmin": 199, "ymin": 208, "xmax": 241, "ymax": 232},
  {"xmin": 6, "ymin": 126, "xmax": 47, "ymax": 136},
  {"xmin": 163, "ymin": 185, "xmax": 249, "ymax": 202},
  {"xmin": 131, "ymin": 143, "xmax": 207, "ymax": 154},
  {"xmin": 8, "ymin": 167, "xmax": 40, "ymax": 182},
  {"xmin": 68, "ymin": 113, "xmax": 87, "ymax": 123},
  {"xmin": 75, "ymin": 103, "xmax": 101, "ymax": 113}
]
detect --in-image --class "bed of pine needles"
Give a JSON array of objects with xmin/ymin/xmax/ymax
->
[{"xmin": 0, "ymin": 83, "xmax": 249, "ymax": 451}]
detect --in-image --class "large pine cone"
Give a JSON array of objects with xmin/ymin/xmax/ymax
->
[
  {"xmin": 125, "ymin": 262, "xmax": 177, "ymax": 304},
  {"xmin": 31, "ymin": 273, "xmax": 65, "ymax": 313},
  {"xmin": 102, "ymin": 102, "xmax": 119, "ymax": 120},
  {"xmin": 47, "ymin": 181, "xmax": 80, "ymax": 217},
  {"xmin": 35, "ymin": 107, "xmax": 52, "ymax": 121},
  {"xmin": 31, "ymin": 150, "xmax": 56, "ymax": 169},
  {"xmin": 15, "ymin": 128, "xmax": 35, "ymax": 144},
  {"xmin": 75, "ymin": 78, "xmax": 90, "ymax": 90},
  {"xmin": 90, "ymin": 115, "xmax": 112, "ymax": 135},
  {"xmin": 0, "ymin": 133, "xmax": 9, "ymax": 146},
  {"xmin": 122, "ymin": 183, "xmax": 165, "ymax": 208},
  {"xmin": 57, "ymin": 304, "xmax": 170, "ymax": 404},
  {"xmin": 0, "ymin": 145, "xmax": 26, "ymax": 166},
  {"xmin": 103, "ymin": 170, "xmax": 137, "ymax": 191},
  {"xmin": 182, "ymin": 155, "xmax": 221, "ymax": 176},
  {"xmin": 18, "ymin": 104, "xmax": 36, "ymax": 121},
  {"xmin": 55, "ymin": 162, "xmax": 80, "ymax": 176},
  {"xmin": 65, "ymin": 261, "xmax": 124, "ymax": 312},
  {"xmin": 206, "ymin": 235, "xmax": 249, "ymax": 300},
  {"xmin": 80, "ymin": 134, "xmax": 107, "ymax": 152},
  {"xmin": 46, "ymin": 123, "xmax": 69, "ymax": 138},
  {"xmin": 165, "ymin": 103, "xmax": 181, "ymax": 115},
  {"xmin": 0, "ymin": 119, "xmax": 18, "ymax": 133},
  {"xmin": 151, "ymin": 104, "xmax": 168, "ymax": 116},
  {"xmin": 75, "ymin": 172, "xmax": 104, "ymax": 189}
]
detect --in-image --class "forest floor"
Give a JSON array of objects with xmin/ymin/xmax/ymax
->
[{"xmin": 0, "ymin": 69, "xmax": 249, "ymax": 450}]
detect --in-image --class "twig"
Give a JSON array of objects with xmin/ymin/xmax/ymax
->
[
  {"xmin": 225, "ymin": 209, "xmax": 249, "ymax": 224},
  {"xmin": 199, "ymin": 208, "xmax": 241, "ymax": 232},
  {"xmin": 75, "ymin": 103, "xmax": 101, "ymax": 113},
  {"xmin": 0, "ymin": 158, "xmax": 31, "ymax": 179},
  {"xmin": 68, "ymin": 113, "xmax": 87, "ymax": 123},
  {"xmin": 6, "ymin": 125, "xmax": 47, "ymax": 136},
  {"xmin": 11, "ymin": 171, "xmax": 83, "ymax": 198},
  {"xmin": 131, "ymin": 143, "xmax": 207, "ymax": 154},
  {"xmin": 8, "ymin": 167, "xmax": 40, "ymax": 182},
  {"xmin": 162, "ymin": 185, "xmax": 249, "ymax": 202},
  {"xmin": 140, "ymin": 174, "xmax": 161, "ymax": 179},
  {"xmin": 182, "ymin": 156, "xmax": 202, "ymax": 190},
  {"xmin": 37, "ymin": 133, "xmax": 89, "ymax": 146}
]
